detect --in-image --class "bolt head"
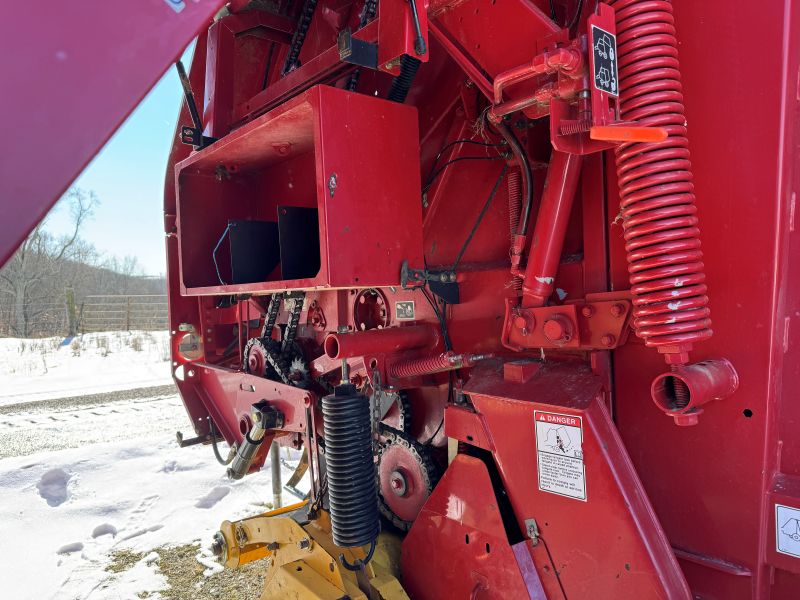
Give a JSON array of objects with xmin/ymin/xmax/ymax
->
[
  {"xmin": 543, "ymin": 317, "xmax": 572, "ymax": 343},
  {"xmin": 543, "ymin": 319, "xmax": 564, "ymax": 341},
  {"xmin": 389, "ymin": 470, "xmax": 408, "ymax": 497},
  {"xmin": 601, "ymin": 334, "xmax": 615, "ymax": 347},
  {"xmin": 581, "ymin": 305, "xmax": 594, "ymax": 318},
  {"xmin": 610, "ymin": 303, "xmax": 625, "ymax": 318}
]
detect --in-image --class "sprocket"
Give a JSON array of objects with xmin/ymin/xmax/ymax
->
[
  {"xmin": 243, "ymin": 338, "xmax": 273, "ymax": 377},
  {"xmin": 243, "ymin": 337, "xmax": 309, "ymax": 388},
  {"xmin": 283, "ymin": 341, "xmax": 312, "ymax": 389},
  {"xmin": 377, "ymin": 425, "xmax": 439, "ymax": 531},
  {"xmin": 381, "ymin": 391, "xmax": 411, "ymax": 433}
]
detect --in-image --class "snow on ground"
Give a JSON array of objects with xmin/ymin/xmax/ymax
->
[
  {"xmin": 0, "ymin": 331, "xmax": 173, "ymax": 406},
  {"xmin": 0, "ymin": 435, "xmax": 300, "ymax": 599},
  {"xmin": 0, "ymin": 332, "xmax": 303, "ymax": 599}
]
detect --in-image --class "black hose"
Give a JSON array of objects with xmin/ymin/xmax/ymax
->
[
  {"xmin": 340, "ymin": 539, "xmax": 378, "ymax": 571},
  {"xmin": 494, "ymin": 121, "xmax": 533, "ymax": 235},
  {"xmin": 387, "ymin": 55, "xmax": 422, "ymax": 103},
  {"xmin": 208, "ymin": 417, "xmax": 233, "ymax": 466}
]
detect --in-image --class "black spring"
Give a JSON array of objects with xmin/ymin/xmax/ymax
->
[
  {"xmin": 387, "ymin": 55, "xmax": 422, "ymax": 104},
  {"xmin": 321, "ymin": 384, "xmax": 380, "ymax": 548}
]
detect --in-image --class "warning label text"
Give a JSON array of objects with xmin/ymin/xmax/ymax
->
[{"xmin": 534, "ymin": 411, "xmax": 586, "ymax": 501}]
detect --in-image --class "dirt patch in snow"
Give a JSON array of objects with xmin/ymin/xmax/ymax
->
[{"xmin": 106, "ymin": 544, "xmax": 266, "ymax": 599}]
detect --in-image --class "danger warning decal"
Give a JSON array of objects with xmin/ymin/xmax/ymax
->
[{"xmin": 534, "ymin": 411, "xmax": 586, "ymax": 501}]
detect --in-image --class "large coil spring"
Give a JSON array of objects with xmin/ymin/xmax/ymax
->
[
  {"xmin": 609, "ymin": 0, "xmax": 712, "ymax": 351},
  {"xmin": 321, "ymin": 384, "xmax": 380, "ymax": 548}
]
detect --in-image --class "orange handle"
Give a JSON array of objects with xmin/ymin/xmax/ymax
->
[{"xmin": 590, "ymin": 125, "xmax": 668, "ymax": 143}]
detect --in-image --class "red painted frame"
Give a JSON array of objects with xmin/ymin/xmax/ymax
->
[{"xmin": 3, "ymin": 0, "xmax": 800, "ymax": 597}]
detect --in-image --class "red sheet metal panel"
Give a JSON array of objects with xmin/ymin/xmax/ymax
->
[
  {"xmin": 453, "ymin": 360, "xmax": 690, "ymax": 599},
  {"xmin": 0, "ymin": 0, "xmax": 225, "ymax": 266},
  {"xmin": 174, "ymin": 84, "xmax": 424, "ymax": 295},
  {"xmin": 402, "ymin": 454, "xmax": 549, "ymax": 599},
  {"xmin": 608, "ymin": 1, "xmax": 800, "ymax": 597}
]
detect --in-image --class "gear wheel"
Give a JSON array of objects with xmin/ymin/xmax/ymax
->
[
  {"xmin": 243, "ymin": 338, "xmax": 270, "ymax": 376},
  {"xmin": 377, "ymin": 425, "xmax": 439, "ymax": 531},
  {"xmin": 244, "ymin": 337, "xmax": 311, "ymax": 388},
  {"xmin": 284, "ymin": 342, "xmax": 311, "ymax": 389}
]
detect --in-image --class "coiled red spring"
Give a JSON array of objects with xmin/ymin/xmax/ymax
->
[
  {"xmin": 507, "ymin": 167, "xmax": 521, "ymax": 240},
  {"xmin": 609, "ymin": 0, "xmax": 712, "ymax": 355},
  {"xmin": 507, "ymin": 167, "xmax": 523, "ymax": 292},
  {"xmin": 390, "ymin": 352, "xmax": 457, "ymax": 379}
]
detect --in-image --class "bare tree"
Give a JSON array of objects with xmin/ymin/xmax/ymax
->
[{"xmin": 0, "ymin": 188, "xmax": 99, "ymax": 336}]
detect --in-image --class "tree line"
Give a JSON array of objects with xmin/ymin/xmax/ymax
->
[{"xmin": 0, "ymin": 188, "xmax": 166, "ymax": 338}]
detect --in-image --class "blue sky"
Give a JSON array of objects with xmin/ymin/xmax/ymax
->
[{"xmin": 46, "ymin": 48, "xmax": 195, "ymax": 276}]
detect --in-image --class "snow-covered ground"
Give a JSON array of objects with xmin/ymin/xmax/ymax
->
[
  {"xmin": 0, "ymin": 332, "xmax": 300, "ymax": 599},
  {"xmin": 0, "ymin": 331, "xmax": 173, "ymax": 406}
]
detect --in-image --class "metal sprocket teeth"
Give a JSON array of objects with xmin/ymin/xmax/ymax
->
[{"xmin": 376, "ymin": 425, "xmax": 439, "ymax": 531}]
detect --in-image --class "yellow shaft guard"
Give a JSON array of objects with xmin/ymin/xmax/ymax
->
[{"xmin": 217, "ymin": 503, "xmax": 409, "ymax": 600}]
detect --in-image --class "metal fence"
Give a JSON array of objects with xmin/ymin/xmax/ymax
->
[{"xmin": 79, "ymin": 295, "xmax": 168, "ymax": 333}]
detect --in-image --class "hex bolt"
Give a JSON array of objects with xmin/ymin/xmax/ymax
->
[
  {"xmin": 581, "ymin": 305, "xmax": 594, "ymax": 318},
  {"xmin": 601, "ymin": 334, "xmax": 616, "ymax": 347},
  {"xmin": 610, "ymin": 303, "xmax": 625, "ymax": 318},
  {"xmin": 298, "ymin": 538, "xmax": 312, "ymax": 551},
  {"xmin": 389, "ymin": 470, "xmax": 408, "ymax": 497}
]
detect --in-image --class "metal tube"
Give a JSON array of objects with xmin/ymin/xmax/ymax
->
[
  {"xmin": 651, "ymin": 359, "xmax": 739, "ymax": 426},
  {"xmin": 270, "ymin": 441, "xmax": 282, "ymax": 509},
  {"xmin": 522, "ymin": 151, "xmax": 583, "ymax": 308},
  {"xmin": 324, "ymin": 325, "xmax": 438, "ymax": 359},
  {"xmin": 227, "ymin": 416, "xmax": 267, "ymax": 480}
]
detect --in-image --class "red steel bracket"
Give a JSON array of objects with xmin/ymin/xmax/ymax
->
[
  {"xmin": 378, "ymin": 0, "xmax": 429, "ymax": 73},
  {"xmin": 502, "ymin": 297, "xmax": 632, "ymax": 351}
]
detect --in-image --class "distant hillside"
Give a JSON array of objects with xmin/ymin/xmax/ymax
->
[{"xmin": 0, "ymin": 256, "xmax": 166, "ymax": 338}]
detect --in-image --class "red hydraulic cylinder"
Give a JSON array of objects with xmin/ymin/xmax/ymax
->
[
  {"xmin": 522, "ymin": 151, "xmax": 583, "ymax": 307},
  {"xmin": 324, "ymin": 326, "xmax": 439, "ymax": 359}
]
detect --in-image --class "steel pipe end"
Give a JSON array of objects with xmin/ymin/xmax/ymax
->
[{"xmin": 651, "ymin": 358, "xmax": 739, "ymax": 426}]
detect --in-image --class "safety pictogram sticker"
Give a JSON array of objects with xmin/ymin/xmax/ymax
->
[
  {"xmin": 534, "ymin": 411, "xmax": 586, "ymax": 501},
  {"xmin": 590, "ymin": 25, "xmax": 619, "ymax": 97},
  {"xmin": 776, "ymin": 504, "xmax": 800, "ymax": 558}
]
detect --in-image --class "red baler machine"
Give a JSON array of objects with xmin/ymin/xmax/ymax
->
[{"xmin": 3, "ymin": 0, "xmax": 800, "ymax": 598}]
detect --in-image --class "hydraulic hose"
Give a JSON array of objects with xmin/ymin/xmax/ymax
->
[{"xmin": 387, "ymin": 55, "xmax": 422, "ymax": 103}]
